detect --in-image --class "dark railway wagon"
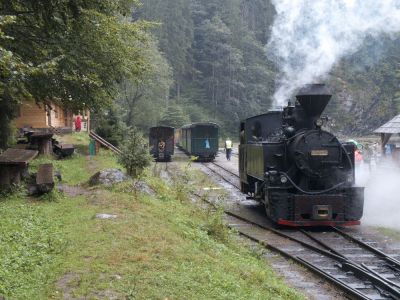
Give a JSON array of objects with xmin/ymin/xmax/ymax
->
[
  {"xmin": 149, "ymin": 126, "xmax": 174, "ymax": 162},
  {"xmin": 239, "ymin": 84, "xmax": 364, "ymax": 227},
  {"xmin": 178, "ymin": 122, "xmax": 219, "ymax": 161}
]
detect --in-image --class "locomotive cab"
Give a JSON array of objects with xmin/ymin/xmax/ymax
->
[{"xmin": 239, "ymin": 84, "xmax": 364, "ymax": 227}]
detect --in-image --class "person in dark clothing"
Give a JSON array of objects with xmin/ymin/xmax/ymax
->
[{"xmin": 225, "ymin": 138, "xmax": 233, "ymax": 161}]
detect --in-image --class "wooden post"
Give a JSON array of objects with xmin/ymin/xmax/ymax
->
[
  {"xmin": 381, "ymin": 133, "xmax": 385, "ymax": 156},
  {"xmin": 95, "ymin": 141, "xmax": 100, "ymax": 154}
]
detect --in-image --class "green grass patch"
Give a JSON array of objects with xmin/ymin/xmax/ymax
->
[
  {"xmin": 0, "ymin": 138, "xmax": 304, "ymax": 299},
  {"xmin": 0, "ymin": 197, "xmax": 66, "ymax": 299},
  {"xmin": 29, "ymin": 151, "xmax": 120, "ymax": 186},
  {"xmin": 375, "ymin": 227, "xmax": 400, "ymax": 242},
  {"xmin": 30, "ymin": 154, "xmax": 90, "ymax": 185}
]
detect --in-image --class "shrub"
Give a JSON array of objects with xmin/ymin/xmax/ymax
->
[{"xmin": 118, "ymin": 127, "xmax": 152, "ymax": 178}]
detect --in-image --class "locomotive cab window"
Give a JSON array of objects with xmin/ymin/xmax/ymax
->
[{"xmin": 251, "ymin": 121, "xmax": 262, "ymax": 141}]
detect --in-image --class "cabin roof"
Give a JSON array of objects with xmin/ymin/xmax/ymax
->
[
  {"xmin": 374, "ymin": 115, "xmax": 400, "ymax": 134},
  {"xmin": 242, "ymin": 110, "xmax": 281, "ymax": 123},
  {"xmin": 181, "ymin": 122, "xmax": 219, "ymax": 129},
  {"xmin": 150, "ymin": 126, "xmax": 175, "ymax": 130}
]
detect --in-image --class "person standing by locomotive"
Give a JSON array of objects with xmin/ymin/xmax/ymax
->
[{"xmin": 225, "ymin": 138, "xmax": 233, "ymax": 161}]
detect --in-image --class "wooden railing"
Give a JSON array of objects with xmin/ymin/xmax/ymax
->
[{"xmin": 89, "ymin": 131, "xmax": 122, "ymax": 155}]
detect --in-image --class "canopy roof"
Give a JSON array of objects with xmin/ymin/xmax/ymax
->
[{"xmin": 374, "ymin": 115, "xmax": 400, "ymax": 134}]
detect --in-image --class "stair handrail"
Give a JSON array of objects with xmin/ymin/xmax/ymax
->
[{"xmin": 89, "ymin": 131, "xmax": 122, "ymax": 154}]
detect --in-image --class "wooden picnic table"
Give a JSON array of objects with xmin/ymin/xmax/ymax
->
[
  {"xmin": 0, "ymin": 148, "xmax": 38, "ymax": 188},
  {"xmin": 28, "ymin": 132, "xmax": 54, "ymax": 155}
]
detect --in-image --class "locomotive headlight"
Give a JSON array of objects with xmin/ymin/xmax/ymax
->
[
  {"xmin": 280, "ymin": 175, "xmax": 288, "ymax": 184},
  {"xmin": 315, "ymin": 118, "xmax": 323, "ymax": 127}
]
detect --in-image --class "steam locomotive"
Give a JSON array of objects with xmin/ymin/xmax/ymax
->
[{"xmin": 239, "ymin": 84, "xmax": 364, "ymax": 226}]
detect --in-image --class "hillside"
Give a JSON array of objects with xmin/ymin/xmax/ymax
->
[{"xmin": 129, "ymin": 0, "xmax": 400, "ymax": 137}]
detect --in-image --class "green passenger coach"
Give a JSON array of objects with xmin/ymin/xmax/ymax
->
[{"xmin": 177, "ymin": 122, "xmax": 219, "ymax": 161}]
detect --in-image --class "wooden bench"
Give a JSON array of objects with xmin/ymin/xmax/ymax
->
[
  {"xmin": 36, "ymin": 163, "xmax": 54, "ymax": 193},
  {"xmin": 0, "ymin": 148, "xmax": 38, "ymax": 189},
  {"xmin": 53, "ymin": 143, "xmax": 75, "ymax": 158}
]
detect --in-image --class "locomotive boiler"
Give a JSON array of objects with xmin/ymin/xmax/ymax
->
[{"xmin": 239, "ymin": 84, "xmax": 364, "ymax": 226}]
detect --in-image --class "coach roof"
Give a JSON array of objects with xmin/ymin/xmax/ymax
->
[{"xmin": 181, "ymin": 122, "xmax": 219, "ymax": 129}]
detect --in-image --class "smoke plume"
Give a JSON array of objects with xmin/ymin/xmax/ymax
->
[
  {"xmin": 357, "ymin": 162, "xmax": 400, "ymax": 230},
  {"xmin": 267, "ymin": 0, "xmax": 400, "ymax": 105}
]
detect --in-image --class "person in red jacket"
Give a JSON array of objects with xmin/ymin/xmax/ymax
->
[
  {"xmin": 75, "ymin": 115, "xmax": 82, "ymax": 132},
  {"xmin": 355, "ymin": 149, "xmax": 363, "ymax": 162}
]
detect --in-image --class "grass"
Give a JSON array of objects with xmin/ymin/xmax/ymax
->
[
  {"xmin": 0, "ymin": 196, "xmax": 66, "ymax": 299},
  {"xmin": 375, "ymin": 227, "xmax": 400, "ymax": 241},
  {"xmin": 0, "ymin": 133, "xmax": 304, "ymax": 300}
]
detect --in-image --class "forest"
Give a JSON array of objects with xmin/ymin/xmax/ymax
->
[
  {"xmin": 1, "ymin": 0, "xmax": 400, "ymax": 147},
  {"xmin": 101, "ymin": 0, "xmax": 400, "ymax": 140}
]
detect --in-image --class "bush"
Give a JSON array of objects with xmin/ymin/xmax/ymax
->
[{"xmin": 118, "ymin": 127, "xmax": 152, "ymax": 178}]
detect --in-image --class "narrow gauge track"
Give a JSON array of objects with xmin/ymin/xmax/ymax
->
[
  {"xmin": 201, "ymin": 161, "xmax": 240, "ymax": 189},
  {"xmin": 218, "ymin": 149, "xmax": 239, "ymax": 157},
  {"xmin": 226, "ymin": 214, "xmax": 400, "ymax": 300},
  {"xmin": 199, "ymin": 162, "xmax": 400, "ymax": 299}
]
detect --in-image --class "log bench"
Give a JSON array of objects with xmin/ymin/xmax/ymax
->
[
  {"xmin": 36, "ymin": 163, "xmax": 54, "ymax": 193},
  {"xmin": 53, "ymin": 143, "xmax": 75, "ymax": 158}
]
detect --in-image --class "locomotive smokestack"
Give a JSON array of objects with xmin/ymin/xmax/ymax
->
[{"xmin": 296, "ymin": 84, "xmax": 332, "ymax": 118}]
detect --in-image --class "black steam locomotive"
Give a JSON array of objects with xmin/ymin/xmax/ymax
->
[{"xmin": 239, "ymin": 84, "xmax": 364, "ymax": 226}]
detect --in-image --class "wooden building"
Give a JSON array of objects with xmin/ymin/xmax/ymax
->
[
  {"xmin": 14, "ymin": 101, "xmax": 90, "ymax": 132},
  {"xmin": 374, "ymin": 114, "xmax": 400, "ymax": 159}
]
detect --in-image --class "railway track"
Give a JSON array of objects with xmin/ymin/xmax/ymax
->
[
  {"xmin": 199, "ymin": 161, "xmax": 400, "ymax": 299},
  {"xmin": 201, "ymin": 161, "xmax": 240, "ymax": 189}
]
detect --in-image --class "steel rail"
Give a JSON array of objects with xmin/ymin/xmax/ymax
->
[
  {"xmin": 226, "ymin": 218, "xmax": 370, "ymax": 300},
  {"xmin": 333, "ymin": 227, "xmax": 400, "ymax": 271},
  {"xmin": 226, "ymin": 211, "xmax": 400, "ymax": 299},
  {"xmin": 196, "ymin": 192, "xmax": 400, "ymax": 299},
  {"xmin": 209, "ymin": 161, "xmax": 240, "ymax": 178},
  {"xmin": 201, "ymin": 163, "xmax": 241, "ymax": 190}
]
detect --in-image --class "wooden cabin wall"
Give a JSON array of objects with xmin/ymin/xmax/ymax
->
[
  {"xmin": 50, "ymin": 104, "xmax": 69, "ymax": 128},
  {"xmin": 14, "ymin": 101, "xmax": 47, "ymax": 128},
  {"xmin": 14, "ymin": 101, "xmax": 89, "ymax": 130}
]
